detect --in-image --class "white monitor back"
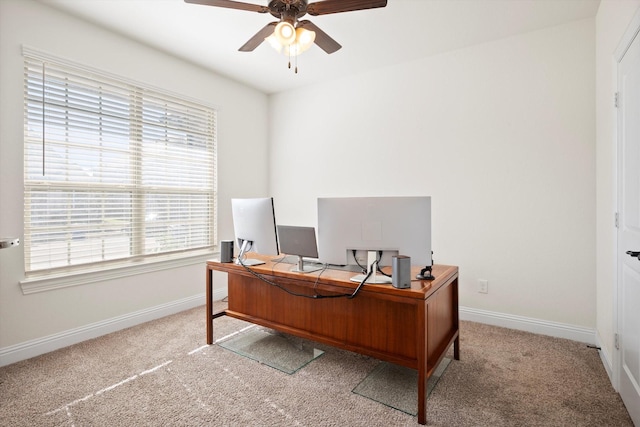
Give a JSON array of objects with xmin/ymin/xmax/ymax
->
[
  {"xmin": 317, "ymin": 196, "xmax": 432, "ymax": 267},
  {"xmin": 231, "ymin": 197, "xmax": 279, "ymax": 256}
]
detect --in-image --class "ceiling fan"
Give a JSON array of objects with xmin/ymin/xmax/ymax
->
[{"xmin": 184, "ymin": 0, "xmax": 388, "ymax": 55}]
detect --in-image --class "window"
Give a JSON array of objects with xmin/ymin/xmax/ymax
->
[{"xmin": 23, "ymin": 50, "xmax": 217, "ymax": 276}]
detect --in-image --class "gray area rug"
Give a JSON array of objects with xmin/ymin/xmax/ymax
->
[{"xmin": 0, "ymin": 303, "xmax": 633, "ymax": 426}]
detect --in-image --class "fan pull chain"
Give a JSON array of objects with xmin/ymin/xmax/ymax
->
[{"xmin": 285, "ymin": 45, "xmax": 298, "ymax": 74}]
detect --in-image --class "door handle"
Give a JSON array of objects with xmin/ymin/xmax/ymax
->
[{"xmin": 626, "ymin": 250, "xmax": 640, "ymax": 259}]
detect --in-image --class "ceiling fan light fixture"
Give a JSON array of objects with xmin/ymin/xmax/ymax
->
[
  {"xmin": 266, "ymin": 34, "xmax": 283, "ymax": 53},
  {"xmin": 186, "ymin": 0, "xmax": 388, "ymax": 57},
  {"xmin": 274, "ymin": 21, "xmax": 296, "ymax": 45},
  {"xmin": 296, "ymin": 27, "xmax": 315, "ymax": 51},
  {"xmin": 284, "ymin": 28, "xmax": 316, "ymax": 56}
]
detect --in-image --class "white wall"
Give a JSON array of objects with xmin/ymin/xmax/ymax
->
[
  {"xmin": 270, "ymin": 19, "xmax": 596, "ymax": 329},
  {"xmin": 4, "ymin": 0, "xmax": 636, "ymax": 369},
  {"xmin": 595, "ymin": 0, "xmax": 640, "ymax": 373},
  {"xmin": 0, "ymin": 0, "xmax": 269, "ymax": 363}
]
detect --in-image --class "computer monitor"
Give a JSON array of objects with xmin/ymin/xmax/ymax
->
[
  {"xmin": 231, "ymin": 197, "xmax": 279, "ymax": 266},
  {"xmin": 277, "ymin": 225, "xmax": 322, "ymax": 273},
  {"xmin": 317, "ymin": 196, "xmax": 432, "ymax": 283}
]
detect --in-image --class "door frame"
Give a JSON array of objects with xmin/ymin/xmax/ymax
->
[{"xmin": 614, "ymin": 5, "xmax": 640, "ymax": 396}]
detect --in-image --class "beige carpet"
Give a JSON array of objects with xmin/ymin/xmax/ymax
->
[
  {"xmin": 353, "ymin": 357, "xmax": 451, "ymax": 415},
  {"xmin": 0, "ymin": 302, "xmax": 633, "ymax": 426}
]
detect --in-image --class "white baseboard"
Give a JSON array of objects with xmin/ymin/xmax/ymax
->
[
  {"xmin": 595, "ymin": 330, "xmax": 616, "ymax": 389},
  {"xmin": 460, "ymin": 306, "xmax": 596, "ymax": 345},
  {"xmin": 0, "ymin": 289, "xmax": 225, "ymax": 368},
  {"xmin": 1, "ymin": 300, "xmax": 595, "ymax": 368}
]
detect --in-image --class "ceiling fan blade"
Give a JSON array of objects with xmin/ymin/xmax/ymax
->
[
  {"xmin": 239, "ymin": 22, "xmax": 277, "ymax": 52},
  {"xmin": 298, "ymin": 20, "xmax": 341, "ymax": 54},
  {"xmin": 184, "ymin": 0, "xmax": 269, "ymax": 13},
  {"xmin": 306, "ymin": 0, "xmax": 387, "ymax": 16}
]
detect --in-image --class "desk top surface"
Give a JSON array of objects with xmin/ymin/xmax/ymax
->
[{"xmin": 207, "ymin": 253, "xmax": 458, "ymax": 300}]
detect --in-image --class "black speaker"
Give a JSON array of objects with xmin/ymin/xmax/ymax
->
[
  {"xmin": 392, "ymin": 255, "xmax": 411, "ymax": 289},
  {"xmin": 220, "ymin": 240, "xmax": 234, "ymax": 263}
]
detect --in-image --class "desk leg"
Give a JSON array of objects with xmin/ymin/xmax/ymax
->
[
  {"xmin": 418, "ymin": 368, "xmax": 427, "ymax": 425},
  {"xmin": 453, "ymin": 277, "xmax": 460, "ymax": 361},
  {"xmin": 417, "ymin": 303, "xmax": 428, "ymax": 425},
  {"xmin": 206, "ymin": 266, "xmax": 213, "ymax": 345}
]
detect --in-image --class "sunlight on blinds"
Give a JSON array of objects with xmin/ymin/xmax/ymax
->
[{"xmin": 23, "ymin": 50, "xmax": 217, "ymax": 274}]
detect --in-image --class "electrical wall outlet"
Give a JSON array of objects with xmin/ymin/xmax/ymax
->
[{"xmin": 478, "ymin": 279, "xmax": 488, "ymax": 294}]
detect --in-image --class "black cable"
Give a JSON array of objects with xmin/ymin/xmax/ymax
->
[
  {"xmin": 375, "ymin": 250, "xmax": 392, "ymax": 278},
  {"xmin": 271, "ymin": 254, "xmax": 286, "ymax": 274},
  {"xmin": 237, "ymin": 257, "xmax": 375, "ymax": 300},
  {"xmin": 347, "ymin": 266, "xmax": 374, "ymax": 299},
  {"xmin": 318, "ymin": 263, "xmax": 374, "ymax": 299},
  {"xmin": 353, "ymin": 249, "xmax": 387, "ymax": 277},
  {"xmin": 237, "ymin": 240, "xmax": 254, "ymax": 265},
  {"xmin": 313, "ymin": 263, "xmax": 329, "ymax": 291},
  {"xmin": 238, "ymin": 257, "xmax": 324, "ymax": 299},
  {"xmin": 352, "ymin": 249, "xmax": 366, "ymax": 273},
  {"xmin": 376, "ymin": 267, "xmax": 391, "ymax": 278}
]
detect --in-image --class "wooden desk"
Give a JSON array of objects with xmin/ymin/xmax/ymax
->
[{"xmin": 206, "ymin": 255, "xmax": 459, "ymax": 425}]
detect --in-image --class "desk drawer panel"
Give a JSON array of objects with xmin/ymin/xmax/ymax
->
[{"xmin": 227, "ymin": 274, "xmax": 419, "ymax": 361}]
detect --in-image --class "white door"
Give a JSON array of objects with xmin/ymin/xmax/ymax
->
[{"xmin": 617, "ymin": 17, "xmax": 640, "ymax": 426}]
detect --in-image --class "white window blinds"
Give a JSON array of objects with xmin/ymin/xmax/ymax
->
[{"xmin": 23, "ymin": 50, "xmax": 217, "ymax": 274}]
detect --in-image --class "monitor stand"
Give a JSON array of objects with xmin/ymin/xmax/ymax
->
[
  {"xmin": 291, "ymin": 255, "xmax": 323, "ymax": 273},
  {"xmin": 350, "ymin": 273, "xmax": 392, "ymax": 284},
  {"xmin": 235, "ymin": 239, "xmax": 265, "ymax": 266},
  {"xmin": 236, "ymin": 258, "xmax": 265, "ymax": 266},
  {"xmin": 350, "ymin": 251, "xmax": 392, "ymax": 284}
]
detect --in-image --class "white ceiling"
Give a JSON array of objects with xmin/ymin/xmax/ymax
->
[{"xmin": 40, "ymin": 0, "xmax": 601, "ymax": 94}]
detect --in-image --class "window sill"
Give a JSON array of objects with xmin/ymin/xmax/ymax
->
[{"xmin": 20, "ymin": 250, "xmax": 218, "ymax": 295}]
